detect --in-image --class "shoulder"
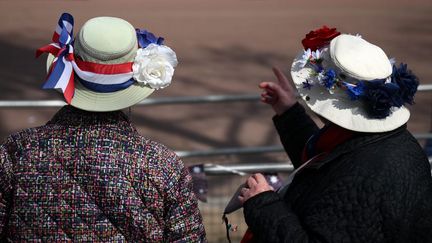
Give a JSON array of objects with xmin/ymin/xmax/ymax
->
[
  {"xmin": 138, "ymin": 137, "xmax": 185, "ymax": 178},
  {"xmin": 3, "ymin": 122, "xmax": 60, "ymax": 144},
  {"xmin": 343, "ymin": 128, "xmax": 431, "ymax": 193},
  {"xmin": 140, "ymin": 138, "xmax": 181, "ymax": 164},
  {"xmin": 355, "ymin": 128, "xmax": 428, "ymax": 170},
  {"xmin": 325, "ymin": 127, "xmax": 430, "ymax": 190},
  {"xmin": 1, "ymin": 127, "xmax": 39, "ymax": 153}
]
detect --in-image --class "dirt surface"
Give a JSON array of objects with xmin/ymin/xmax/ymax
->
[
  {"xmin": 0, "ymin": 0, "xmax": 431, "ymax": 241},
  {"xmin": 0, "ymin": 0, "xmax": 431, "ymax": 146}
]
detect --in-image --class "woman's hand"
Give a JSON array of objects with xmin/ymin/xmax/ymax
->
[
  {"xmin": 238, "ymin": 173, "xmax": 274, "ymax": 205},
  {"xmin": 259, "ymin": 67, "xmax": 298, "ymax": 115}
]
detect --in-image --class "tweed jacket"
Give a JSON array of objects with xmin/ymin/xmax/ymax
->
[
  {"xmin": 0, "ymin": 106, "xmax": 206, "ymax": 242},
  {"xmin": 243, "ymin": 103, "xmax": 432, "ymax": 242}
]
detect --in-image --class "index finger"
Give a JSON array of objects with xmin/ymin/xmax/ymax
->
[
  {"xmin": 252, "ymin": 173, "xmax": 267, "ymax": 184},
  {"xmin": 246, "ymin": 175, "xmax": 258, "ymax": 188},
  {"xmin": 272, "ymin": 67, "xmax": 294, "ymax": 91}
]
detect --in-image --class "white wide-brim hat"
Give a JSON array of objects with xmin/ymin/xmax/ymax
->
[
  {"xmin": 43, "ymin": 14, "xmax": 177, "ymax": 112},
  {"xmin": 47, "ymin": 17, "xmax": 154, "ymax": 111},
  {"xmin": 291, "ymin": 34, "xmax": 410, "ymax": 133}
]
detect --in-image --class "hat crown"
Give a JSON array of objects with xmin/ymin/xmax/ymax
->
[
  {"xmin": 75, "ymin": 16, "xmax": 138, "ymax": 64},
  {"xmin": 330, "ymin": 34, "xmax": 392, "ymax": 81}
]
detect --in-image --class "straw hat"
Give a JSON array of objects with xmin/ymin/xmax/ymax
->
[
  {"xmin": 38, "ymin": 13, "xmax": 177, "ymax": 112},
  {"xmin": 291, "ymin": 27, "xmax": 419, "ymax": 132}
]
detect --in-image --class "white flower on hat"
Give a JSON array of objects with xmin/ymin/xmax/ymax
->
[
  {"xmin": 299, "ymin": 49, "xmax": 312, "ymax": 67},
  {"xmin": 311, "ymin": 49, "xmax": 321, "ymax": 60},
  {"xmin": 132, "ymin": 43, "xmax": 178, "ymax": 89}
]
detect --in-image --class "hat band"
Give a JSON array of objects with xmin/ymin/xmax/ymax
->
[
  {"xmin": 78, "ymin": 76, "xmax": 135, "ymax": 92},
  {"xmin": 73, "ymin": 58, "xmax": 135, "ymax": 93}
]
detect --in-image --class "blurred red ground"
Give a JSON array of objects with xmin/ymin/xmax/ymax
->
[{"xmin": 0, "ymin": 0, "xmax": 431, "ymax": 146}]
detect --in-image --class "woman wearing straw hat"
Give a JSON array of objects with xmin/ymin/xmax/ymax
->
[
  {"xmin": 238, "ymin": 27, "xmax": 432, "ymax": 242},
  {"xmin": 0, "ymin": 13, "xmax": 206, "ymax": 242}
]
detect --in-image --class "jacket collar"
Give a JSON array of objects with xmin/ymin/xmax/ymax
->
[
  {"xmin": 307, "ymin": 124, "xmax": 407, "ymax": 169},
  {"xmin": 47, "ymin": 105, "xmax": 136, "ymax": 132}
]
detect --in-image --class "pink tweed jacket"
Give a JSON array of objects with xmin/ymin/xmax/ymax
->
[{"xmin": 0, "ymin": 106, "xmax": 206, "ymax": 242}]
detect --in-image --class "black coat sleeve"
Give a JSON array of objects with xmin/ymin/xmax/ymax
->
[
  {"xmin": 272, "ymin": 103, "xmax": 319, "ymax": 168},
  {"xmin": 243, "ymin": 191, "xmax": 309, "ymax": 242}
]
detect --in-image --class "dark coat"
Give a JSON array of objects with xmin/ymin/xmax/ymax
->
[{"xmin": 243, "ymin": 103, "xmax": 432, "ymax": 242}]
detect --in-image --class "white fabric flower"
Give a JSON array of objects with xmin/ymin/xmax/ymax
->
[
  {"xmin": 132, "ymin": 43, "xmax": 178, "ymax": 90},
  {"xmin": 311, "ymin": 49, "xmax": 321, "ymax": 60},
  {"xmin": 300, "ymin": 49, "xmax": 312, "ymax": 67},
  {"xmin": 316, "ymin": 71, "xmax": 326, "ymax": 85}
]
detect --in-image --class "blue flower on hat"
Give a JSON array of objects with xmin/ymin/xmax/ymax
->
[
  {"xmin": 323, "ymin": 69, "xmax": 337, "ymax": 90},
  {"xmin": 392, "ymin": 63, "xmax": 419, "ymax": 105},
  {"xmin": 345, "ymin": 81, "xmax": 365, "ymax": 100},
  {"xmin": 302, "ymin": 79, "xmax": 313, "ymax": 90},
  {"xmin": 136, "ymin": 29, "xmax": 164, "ymax": 48},
  {"xmin": 363, "ymin": 79, "xmax": 400, "ymax": 118}
]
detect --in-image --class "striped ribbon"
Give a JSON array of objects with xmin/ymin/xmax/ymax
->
[{"xmin": 36, "ymin": 13, "xmax": 135, "ymax": 104}]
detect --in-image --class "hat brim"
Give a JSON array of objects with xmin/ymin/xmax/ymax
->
[
  {"xmin": 47, "ymin": 54, "xmax": 154, "ymax": 112},
  {"xmin": 290, "ymin": 53, "xmax": 410, "ymax": 133},
  {"xmin": 71, "ymin": 81, "xmax": 154, "ymax": 112}
]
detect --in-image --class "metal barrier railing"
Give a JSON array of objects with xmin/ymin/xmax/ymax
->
[
  {"xmin": 0, "ymin": 84, "xmax": 431, "ymax": 108},
  {"xmin": 0, "ymin": 94, "xmax": 260, "ymax": 108},
  {"xmin": 202, "ymin": 158, "xmax": 432, "ymax": 175},
  {"xmin": 203, "ymin": 163, "xmax": 294, "ymax": 175},
  {"xmin": 1, "ymin": 84, "xmax": 431, "ymax": 173},
  {"xmin": 176, "ymin": 145, "xmax": 283, "ymax": 158},
  {"xmin": 176, "ymin": 132, "xmax": 432, "ymax": 158}
]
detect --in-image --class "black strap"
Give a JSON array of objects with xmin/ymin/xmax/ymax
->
[{"xmin": 222, "ymin": 214, "xmax": 232, "ymax": 243}]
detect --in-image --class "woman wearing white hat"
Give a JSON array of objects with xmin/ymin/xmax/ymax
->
[
  {"xmin": 0, "ymin": 13, "xmax": 206, "ymax": 242},
  {"xmin": 238, "ymin": 26, "xmax": 432, "ymax": 242}
]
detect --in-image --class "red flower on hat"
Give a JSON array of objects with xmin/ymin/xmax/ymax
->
[{"xmin": 302, "ymin": 26, "xmax": 341, "ymax": 51}]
